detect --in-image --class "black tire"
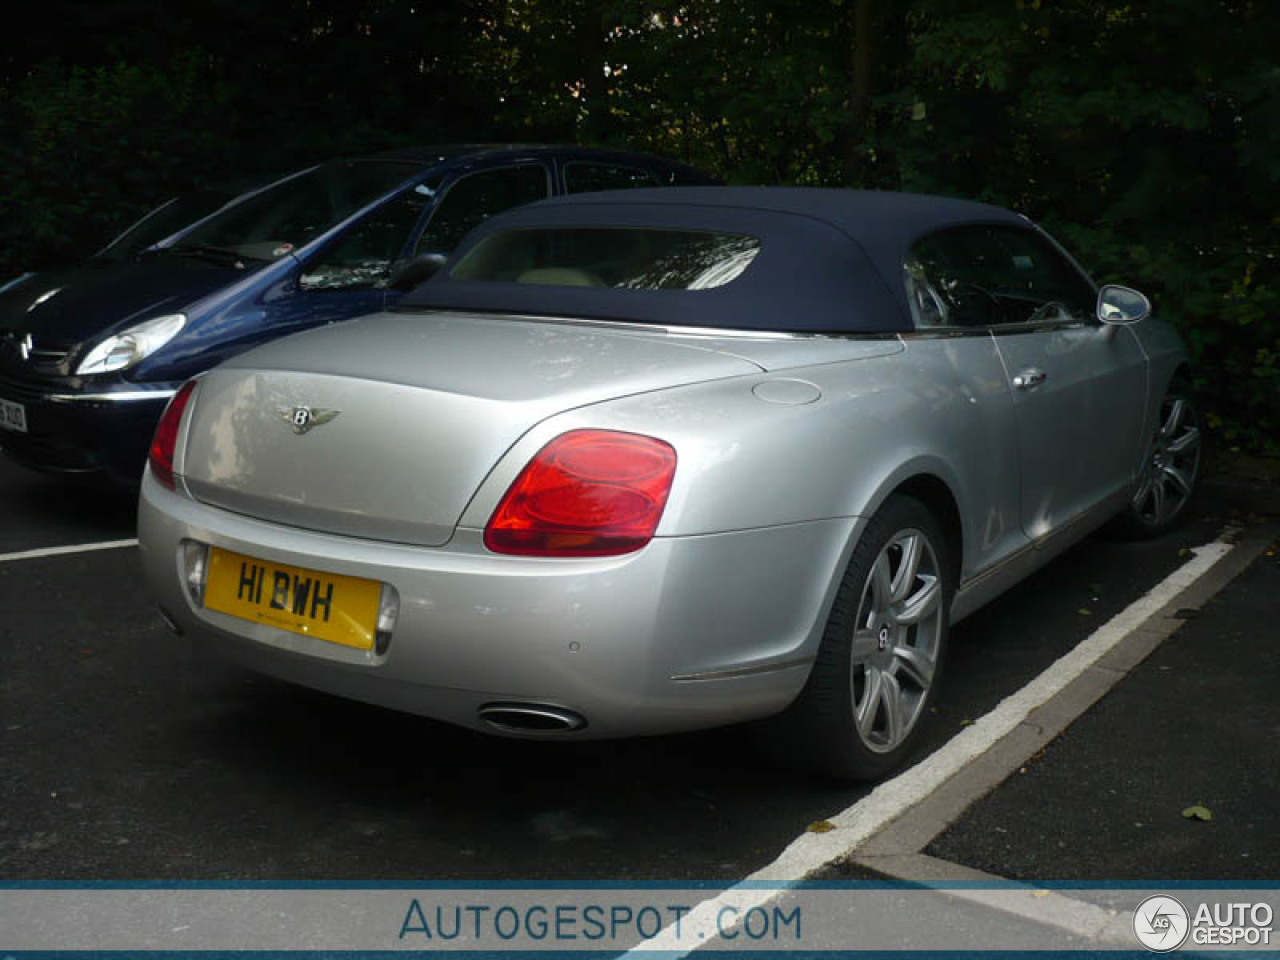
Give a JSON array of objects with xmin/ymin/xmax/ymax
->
[
  {"xmin": 1110, "ymin": 376, "xmax": 1203, "ymax": 540},
  {"xmin": 758, "ymin": 494, "xmax": 952, "ymax": 781}
]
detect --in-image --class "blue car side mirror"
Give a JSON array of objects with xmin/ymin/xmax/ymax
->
[{"xmin": 388, "ymin": 253, "xmax": 448, "ymax": 292}]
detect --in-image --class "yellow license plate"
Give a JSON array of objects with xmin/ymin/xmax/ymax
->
[{"xmin": 204, "ymin": 547, "xmax": 381, "ymax": 651}]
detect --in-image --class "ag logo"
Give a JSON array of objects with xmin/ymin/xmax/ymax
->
[
  {"xmin": 1134, "ymin": 895, "xmax": 1190, "ymax": 952},
  {"xmin": 278, "ymin": 406, "xmax": 340, "ymax": 435}
]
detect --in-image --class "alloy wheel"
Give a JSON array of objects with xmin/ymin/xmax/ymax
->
[
  {"xmin": 849, "ymin": 528, "xmax": 944, "ymax": 754},
  {"xmin": 1131, "ymin": 390, "xmax": 1201, "ymax": 528}
]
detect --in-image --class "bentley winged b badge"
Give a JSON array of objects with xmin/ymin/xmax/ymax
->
[{"xmin": 279, "ymin": 405, "xmax": 340, "ymax": 435}]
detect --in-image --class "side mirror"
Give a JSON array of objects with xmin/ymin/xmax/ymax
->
[
  {"xmin": 1097, "ymin": 284, "xmax": 1150, "ymax": 325},
  {"xmin": 388, "ymin": 253, "xmax": 448, "ymax": 291}
]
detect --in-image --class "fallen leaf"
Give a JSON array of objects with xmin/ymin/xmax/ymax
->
[
  {"xmin": 806, "ymin": 820, "xmax": 837, "ymax": 834},
  {"xmin": 1077, "ymin": 607, "xmax": 1092, "ymax": 616},
  {"xmin": 1182, "ymin": 805, "xmax": 1213, "ymax": 822},
  {"xmin": 1032, "ymin": 890, "xmax": 1051, "ymax": 898}
]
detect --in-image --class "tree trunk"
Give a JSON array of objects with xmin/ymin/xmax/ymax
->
[
  {"xmin": 843, "ymin": 0, "xmax": 875, "ymax": 184},
  {"xmin": 575, "ymin": 0, "xmax": 611, "ymax": 143}
]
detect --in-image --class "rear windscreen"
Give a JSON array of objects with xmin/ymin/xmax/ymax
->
[{"xmin": 449, "ymin": 227, "xmax": 761, "ymax": 291}]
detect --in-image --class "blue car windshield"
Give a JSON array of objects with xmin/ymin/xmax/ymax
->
[
  {"xmin": 100, "ymin": 179, "xmax": 272, "ymax": 261},
  {"xmin": 176, "ymin": 161, "xmax": 424, "ymax": 261}
]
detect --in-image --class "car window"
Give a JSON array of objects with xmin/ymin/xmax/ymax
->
[
  {"xmin": 905, "ymin": 225, "xmax": 1095, "ymax": 328},
  {"xmin": 178, "ymin": 161, "xmax": 422, "ymax": 261},
  {"xmin": 299, "ymin": 182, "xmax": 436, "ymax": 290},
  {"xmin": 450, "ymin": 227, "xmax": 761, "ymax": 291},
  {"xmin": 414, "ymin": 165, "xmax": 551, "ymax": 256},
  {"xmin": 564, "ymin": 163, "xmax": 661, "ymax": 194}
]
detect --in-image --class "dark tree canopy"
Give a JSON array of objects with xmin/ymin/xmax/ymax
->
[{"xmin": 2, "ymin": 0, "xmax": 1276, "ymax": 451}]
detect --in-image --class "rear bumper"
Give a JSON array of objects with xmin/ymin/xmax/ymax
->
[
  {"xmin": 138, "ymin": 471, "xmax": 862, "ymax": 739},
  {"xmin": 0, "ymin": 373, "xmax": 174, "ymax": 483}
]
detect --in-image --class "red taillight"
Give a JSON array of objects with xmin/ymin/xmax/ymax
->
[
  {"xmin": 484, "ymin": 429, "xmax": 677, "ymax": 557},
  {"xmin": 149, "ymin": 379, "xmax": 198, "ymax": 490}
]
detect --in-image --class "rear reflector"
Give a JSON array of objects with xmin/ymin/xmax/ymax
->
[
  {"xmin": 484, "ymin": 429, "xmax": 677, "ymax": 557},
  {"xmin": 149, "ymin": 379, "xmax": 198, "ymax": 490}
]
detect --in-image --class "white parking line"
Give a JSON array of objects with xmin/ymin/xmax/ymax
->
[
  {"xmin": 626, "ymin": 536, "xmax": 1236, "ymax": 956},
  {"xmin": 0, "ymin": 538, "xmax": 139, "ymax": 563}
]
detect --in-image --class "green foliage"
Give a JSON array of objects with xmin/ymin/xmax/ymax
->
[
  {"xmin": 1, "ymin": 55, "xmax": 234, "ymax": 271},
  {"xmin": 873, "ymin": 0, "xmax": 1279, "ymax": 454},
  {"xmin": 1, "ymin": 0, "xmax": 1275, "ymax": 451},
  {"xmin": 599, "ymin": 1, "xmax": 854, "ymax": 182}
]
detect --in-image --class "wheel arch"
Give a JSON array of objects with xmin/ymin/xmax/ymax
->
[
  {"xmin": 801, "ymin": 461, "xmax": 968, "ymax": 645},
  {"xmin": 844, "ymin": 454, "xmax": 968, "ymax": 573},
  {"xmin": 890, "ymin": 472, "xmax": 964, "ymax": 587},
  {"xmin": 757, "ymin": 473, "xmax": 958, "ymax": 780}
]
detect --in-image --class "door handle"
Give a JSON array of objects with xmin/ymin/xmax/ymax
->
[{"xmin": 1012, "ymin": 368, "xmax": 1047, "ymax": 390}]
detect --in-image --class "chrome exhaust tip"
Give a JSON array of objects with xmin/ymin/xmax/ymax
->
[{"xmin": 477, "ymin": 702, "xmax": 587, "ymax": 734}]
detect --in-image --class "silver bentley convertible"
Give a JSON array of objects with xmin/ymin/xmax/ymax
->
[{"xmin": 137, "ymin": 187, "xmax": 1201, "ymax": 780}]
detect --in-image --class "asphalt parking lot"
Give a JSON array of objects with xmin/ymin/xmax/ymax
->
[
  {"xmin": 929, "ymin": 537, "xmax": 1280, "ymax": 881},
  {"xmin": 0, "ymin": 454, "xmax": 1268, "ymax": 887}
]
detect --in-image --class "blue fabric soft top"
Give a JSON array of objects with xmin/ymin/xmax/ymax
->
[{"xmin": 399, "ymin": 187, "xmax": 1027, "ymax": 334}]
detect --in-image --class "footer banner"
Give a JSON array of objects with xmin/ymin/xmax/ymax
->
[{"xmin": 0, "ymin": 882, "xmax": 1276, "ymax": 955}]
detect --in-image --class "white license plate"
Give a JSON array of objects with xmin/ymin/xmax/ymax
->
[{"xmin": 0, "ymin": 396, "xmax": 26, "ymax": 433}]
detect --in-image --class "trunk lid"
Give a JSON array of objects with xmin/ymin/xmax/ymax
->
[{"xmin": 179, "ymin": 311, "xmax": 766, "ymax": 545}]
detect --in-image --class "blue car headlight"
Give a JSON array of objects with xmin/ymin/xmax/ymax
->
[{"xmin": 76, "ymin": 313, "xmax": 187, "ymax": 375}]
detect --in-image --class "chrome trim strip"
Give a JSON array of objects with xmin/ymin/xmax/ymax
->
[
  {"xmin": 956, "ymin": 537, "xmax": 1036, "ymax": 592},
  {"xmin": 987, "ymin": 319, "xmax": 1091, "ymax": 335},
  {"xmin": 899, "ymin": 328, "xmax": 988, "ymax": 340},
  {"xmin": 670, "ymin": 656, "xmax": 813, "ymax": 682},
  {"xmin": 0, "ymin": 272, "xmax": 34, "ymax": 294},
  {"xmin": 412, "ymin": 309, "xmax": 904, "ymax": 342},
  {"xmin": 47, "ymin": 389, "xmax": 177, "ymax": 404},
  {"xmin": 902, "ymin": 319, "xmax": 1091, "ymax": 340},
  {"xmin": 468, "ymin": 312, "xmax": 818, "ymax": 340}
]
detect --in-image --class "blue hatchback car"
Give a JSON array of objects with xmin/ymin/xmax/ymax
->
[{"xmin": 0, "ymin": 145, "xmax": 713, "ymax": 483}]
